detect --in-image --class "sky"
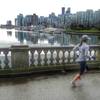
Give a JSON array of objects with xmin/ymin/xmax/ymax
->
[{"xmin": 0, "ymin": 0, "xmax": 100, "ymax": 24}]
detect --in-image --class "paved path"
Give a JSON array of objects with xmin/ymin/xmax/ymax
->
[{"xmin": 0, "ymin": 72, "xmax": 100, "ymax": 100}]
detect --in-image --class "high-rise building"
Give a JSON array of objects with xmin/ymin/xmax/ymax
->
[
  {"xmin": 66, "ymin": 7, "xmax": 71, "ymax": 14},
  {"xmin": 15, "ymin": 14, "xmax": 24, "ymax": 26},
  {"xmin": 94, "ymin": 9, "xmax": 100, "ymax": 28},
  {"xmin": 33, "ymin": 14, "xmax": 38, "ymax": 25},
  {"xmin": 62, "ymin": 7, "xmax": 65, "ymax": 15},
  {"xmin": 39, "ymin": 16, "xmax": 45, "ymax": 24},
  {"xmin": 24, "ymin": 15, "xmax": 33, "ymax": 26},
  {"xmin": 6, "ymin": 20, "xmax": 12, "ymax": 26},
  {"xmin": 49, "ymin": 12, "xmax": 57, "ymax": 27}
]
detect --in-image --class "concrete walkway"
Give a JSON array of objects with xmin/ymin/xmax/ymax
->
[{"xmin": 0, "ymin": 72, "xmax": 100, "ymax": 100}]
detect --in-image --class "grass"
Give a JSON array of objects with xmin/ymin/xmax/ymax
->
[{"xmin": 66, "ymin": 28, "xmax": 100, "ymax": 33}]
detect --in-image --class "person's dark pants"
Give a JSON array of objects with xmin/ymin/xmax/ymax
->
[{"xmin": 79, "ymin": 61, "xmax": 89, "ymax": 75}]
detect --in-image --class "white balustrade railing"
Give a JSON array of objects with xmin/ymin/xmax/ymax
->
[
  {"xmin": 0, "ymin": 45, "xmax": 99, "ymax": 72},
  {"xmin": 29, "ymin": 45, "xmax": 100, "ymax": 67}
]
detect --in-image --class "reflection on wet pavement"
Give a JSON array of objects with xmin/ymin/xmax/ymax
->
[{"xmin": 0, "ymin": 72, "xmax": 100, "ymax": 100}]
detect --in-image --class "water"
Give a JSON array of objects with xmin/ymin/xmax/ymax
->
[
  {"xmin": 0, "ymin": 29, "xmax": 62, "ymax": 47},
  {"xmin": 0, "ymin": 28, "xmax": 99, "ymax": 48}
]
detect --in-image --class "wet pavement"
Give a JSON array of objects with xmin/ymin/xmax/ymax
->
[{"xmin": 0, "ymin": 72, "xmax": 100, "ymax": 100}]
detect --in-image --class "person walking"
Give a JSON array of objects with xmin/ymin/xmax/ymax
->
[{"xmin": 71, "ymin": 35, "xmax": 91, "ymax": 86}]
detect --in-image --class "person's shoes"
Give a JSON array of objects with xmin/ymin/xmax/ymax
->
[{"xmin": 77, "ymin": 75, "xmax": 81, "ymax": 80}]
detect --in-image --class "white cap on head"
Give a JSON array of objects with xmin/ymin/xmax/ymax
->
[{"xmin": 81, "ymin": 35, "xmax": 91, "ymax": 40}]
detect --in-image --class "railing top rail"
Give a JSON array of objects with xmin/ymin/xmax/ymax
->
[
  {"xmin": 0, "ymin": 45, "xmax": 99, "ymax": 51},
  {"xmin": 0, "ymin": 47, "xmax": 10, "ymax": 51},
  {"xmin": 29, "ymin": 45, "xmax": 100, "ymax": 48}
]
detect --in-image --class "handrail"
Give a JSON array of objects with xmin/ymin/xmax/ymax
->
[{"xmin": 0, "ymin": 45, "xmax": 100, "ymax": 75}]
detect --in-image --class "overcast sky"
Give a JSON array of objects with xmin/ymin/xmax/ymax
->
[{"xmin": 0, "ymin": 0, "xmax": 100, "ymax": 24}]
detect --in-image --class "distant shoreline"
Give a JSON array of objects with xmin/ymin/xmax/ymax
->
[{"xmin": 65, "ymin": 29, "xmax": 100, "ymax": 35}]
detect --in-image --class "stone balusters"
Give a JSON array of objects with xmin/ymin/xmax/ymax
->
[
  {"xmin": 56, "ymin": 49, "xmax": 60, "ymax": 65},
  {"xmin": 3, "ymin": 50, "xmax": 9, "ymax": 69},
  {"xmin": 37, "ymin": 49, "xmax": 42, "ymax": 66},
  {"xmin": 50, "ymin": 49, "xmax": 54, "ymax": 65},
  {"xmin": 90, "ymin": 45, "xmax": 98, "ymax": 61},
  {"xmin": 0, "ymin": 51, "xmax": 1, "ymax": 69},
  {"xmin": 93, "ymin": 49, "xmax": 97, "ymax": 60},
  {"xmin": 62, "ymin": 49, "xmax": 66, "ymax": 65},
  {"xmin": 30, "ymin": 50, "xmax": 35, "ymax": 66},
  {"xmin": 43, "ymin": 49, "xmax": 48, "ymax": 65},
  {"xmin": 67, "ymin": 50, "xmax": 71, "ymax": 63}
]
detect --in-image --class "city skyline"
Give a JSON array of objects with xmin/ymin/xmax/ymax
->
[{"xmin": 0, "ymin": 0, "xmax": 100, "ymax": 24}]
